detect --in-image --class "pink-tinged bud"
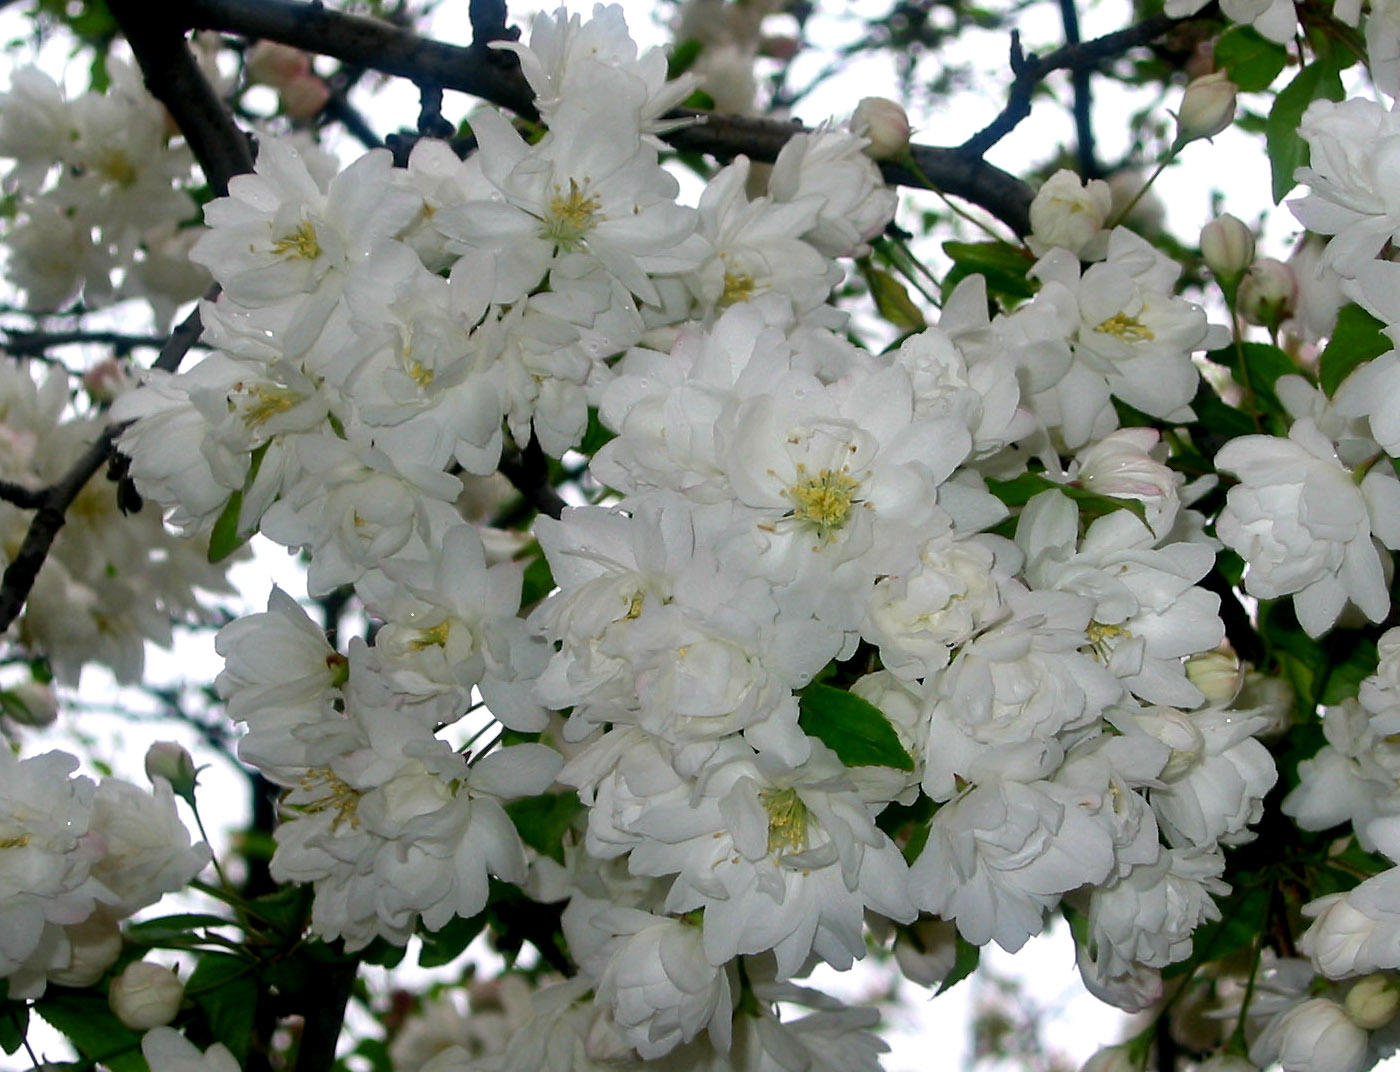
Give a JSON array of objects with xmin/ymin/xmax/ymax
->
[
  {"xmin": 144, "ymin": 740, "xmax": 198, "ymax": 805},
  {"xmin": 280, "ymin": 75, "xmax": 331, "ymax": 120},
  {"xmin": 109, "ymin": 961, "xmax": 184, "ymax": 1030},
  {"xmin": 1185, "ymin": 651, "xmax": 1244, "ymax": 706},
  {"xmin": 82, "ymin": 358, "xmax": 129, "ymax": 404},
  {"xmin": 758, "ymin": 34, "xmax": 801, "ymax": 61},
  {"xmin": 1201, "ymin": 213, "xmax": 1255, "ymax": 282},
  {"xmin": 1185, "ymin": 39, "xmax": 1217, "ymax": 82},
  {"xmin": 49, "ymin": 910, "xmax": 123, "ymax": 988},
  {"xmin": 245, "ymin": 41, "xmax": 310, "ymax": 88},
  {"xmin": 1, "ymin": 681, "xmax": 57, "ymax": 727},
  {"xmin": 1174, "ymin": 72, "xmax": 1238, "ymax": 149},
  {"xmin": 852, "ymin": 97, "xmax": 911, "ymax": 160},
  {"xmin": 1345, "ymin": 974, "xmax": 1400, "ymax": 1030},
  {"xmin": 1238, "ymin": 258, "xmax": 1297, "ymax": 330}
]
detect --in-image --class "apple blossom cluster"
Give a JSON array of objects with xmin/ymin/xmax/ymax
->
[
  {"xmin": 0, "ymin": 747, "xmax": 209, "ymax": 1000},
  {"xmin": 0, "ymin": 58, "xmax": 212, "ymax": 322},
  {"xmin": 0, "ymin": 358, "xmax": 237, "ymax": 685},
  {"xmin": 95, "ymin": 6, "xmax": 1302, "ymax": 1064}
]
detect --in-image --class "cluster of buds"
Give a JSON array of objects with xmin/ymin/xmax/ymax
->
[{"xmin": 245, "ymin": 40, "xmax": 330, "ymax": 119}]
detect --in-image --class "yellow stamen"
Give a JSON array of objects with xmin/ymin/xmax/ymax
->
[
  {"xmin": 760, "ymin": 786, "xmax": 808, "ymax": 855},
  {"xmin": 271, "ymin": 220, "xmax": 322, "ymax": 260},
  {"xmin": 541, "ymin": 179, "xmax": 601, "ymax": 250},
  {"xmin": 1094, "ymin": 312, "xmax": 1154, "ymax": 342},
  {"xmin": 786, "ymin": 466, "xmax": 861, "ymax": 542},
  {"xmin": 298, "ymin": 768, "xmax": 361, "ymax": 830}
]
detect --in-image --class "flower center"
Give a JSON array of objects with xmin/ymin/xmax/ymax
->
[
  {"xmin": 297, "ymin": 767, "xmax": 361, "ymax": 830},
  {"xmin": 271, "ymin": 220, "xmax": 322, "ymax": 261},
  {"xmin": 786, "ymin": 466, "xmax": 861, "ymax": 541},
  {"xmin": 541, "ymin": 179, "xmax": 601, "ymax": 250},
  {"xmin": 410, "ymin": 620, "xmax": 452, "ymax": 650},
  {"xmin": 1086, "ymin": 619, "xmax": 1132, "ymax": 661},
  {"xmin": 1093, "ymin": 312, "xmax": 1154, "ymax": 342},
  {"xmin": 232, "ymin": 383, "xmax": 300, "ymax": 426},
  {"xmin": 97, "ymin": 149, "xmax": 137, "ymax": 186},
  {"xmin": 0, "ymin": 834, "xmax": 30, "ymax": 849},
  {"xmin": 760, "ymin": 786, "xmax": 809, "ymax": 855},
  {"xmin": 721, "ymin": 271, "xmax": 755, "ymax": 307}
]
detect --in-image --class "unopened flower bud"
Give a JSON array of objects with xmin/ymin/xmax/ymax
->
[
  {"xmin": 109, "ymin": 961, "xmax": 184, "ymax": 1030},
  {"xmin": 1186, "ymin": 651, "xmax": 1244, "ymax": 706},
  {"xmin": 1, "ymin": 681, "xmax": 58, "ymax": 727},
  {"xmin": 1345, "ymin": 974, "xmax": 1400, "ymax": 1030},
  {"xmin": 280, "ymin": 75, "xmax": 331, "ymax": 120},
  {"xmin": 49, "ymin": 910, "xmax": 123, "ymax": 988},
  {"xmin": 853, "ymin": 97, "xmax": 911, "ymax": 160},
  {"xmin": 245, "ymin": 41, "xmax": 310, "ymax": 87},
  {"xmin": 1238, "ymin": 258, "xmax": 1297, "ymax": 330},
  {"xmin": 894, "ymin": 918, "xmax": 959, "ymax": 986},
  {"xmin": 1201, "ymin": 214, "xmax": 1255, "ymax": 282},
  {"xmin": 1175, "ymin": 72, "xmax": 1238, "ymax": 148},
  {"xmin": 144, "ymin": 741, "xmax": 198, "ymax": 805},
  {"xmin": 82, "ymin": 358, "xmax": 129, "ymax": 405}
]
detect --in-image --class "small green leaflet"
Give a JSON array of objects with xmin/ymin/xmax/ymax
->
[
  {"xmin": 937, "ymin": 934, "xmax": 980, "ymax": 995},
  {"xmin": 797, "ymin": 684, "xmax": 914, "ymax": 771},
  {"xmin": 985, "ymin": 471, "xmax": 1148, "ymax": 525},
  {"xmin": 860, "ymin": 263, "xmax": 927, "ymax": 334},
  {"xmin": 186, "ymin": 953, "xmax": 259, "ymax": 1063},
  {"xmin": 207, "ymin": 440, "xmax": 270, "ymax": 563},
  {"xmin": 941, "ymin": 240, "xmax": 1035, "ymax": 303},
  {"xmin": 35, "ymin": 992, "xmax": 146, "ymax": 1072}
]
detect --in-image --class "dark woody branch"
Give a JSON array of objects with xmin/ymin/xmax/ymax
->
[{"xmin": 182, "ymin": 0, "xmax": 1043, "ymax": 232}]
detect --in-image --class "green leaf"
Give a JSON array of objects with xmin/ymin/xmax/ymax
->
[
  {"xmin": 1258, "ymin": 601, "xmax": 1329, "ymax": 715},
  {"xmin": 207, "ymin": 489, "xmax": 246, "ymax": 563},
  {"xmin": 797, "ymin": 684, "xmax": 914, "ymax": 771},
  {"xmin": 520, "ymin": 551, "xmax": 555, "ymax": 609},
  {"xmin": 1214, "ymin": 26, "xmax": 1288, "ymax": 91},
  {"xmin": 207, "ymin": 441, "xmax": 270, "ymax": 563},
  {"xmin": 667, "ymin": 38, "xmax": 703, "ymax": 78},
  {"xmin": 35, "ymin": 991, "xmax": 146, "ymax": 1072},
  {"xmin": 0, "ymin": 1000, "xmax": 27, "ymax": 1055},
  {"xmin": 186, "ymin": 953, "xmax": 258, "ymax": 1063},
  {"xmin": 1205, "ymin": 340, "xmax": 1297, "ymax": 418},
  {"xmin": 1166, "ymin": 879, "xmax": 1270, "ymax": 977},
  {"xmin": 125, "ymin": 913, "xmax": 236, "ymax": 946},
  {"xmin": 1319, "ymin": 635, "xmax": 1380, "ymax": 705},
  {"xmin": 579, "ymin": 407, "xmax": 616, "ymax": 455},
  {"xmin": 985, "ymin": 472, "xmax": 1148, "ymax": 525},
  {"xmin": 1191, "ymin": 381, "xmax": 1257, "ymax": 439},
  {"xmin": 936, "ymin": 934, "xmax": 980, "ymax": 995},
  {"xmin": 941, "ymin": 240, "xmax": 1035, "ymax": 303},
  {"xmin": 417, "ymin": 910, "xmax": 489, "ymax": 968},
  {"xmin": 1266, "ymin": 61, "xmax": 1344, "ymax": 203},
  {"xmin": 244, "ymin": 882, "xmax": 312, "ymax": 937},
  {"xmin": 505, "ymin": 790, "xmax": 584, "ymax": 865},
  {"xmin": 861, "ymin": 263, "xmax": 926, "ymax": 334},
  {"xmin": 1319, "ymin": 303, "xmax": 1390, "ymax": 396}
]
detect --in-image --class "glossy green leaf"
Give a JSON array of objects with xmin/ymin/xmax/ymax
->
[
  {"xmin": 0, "ymin": 999, "xmax": 27, "ymax": 1055},
  {"xmin": 417, "ymin": 910, "xmax": 489, "ymax": 968},
  {"xmin": 986, "ymin": 472, "xmax": 1147, "ymax": 525},
  {"xmin": 1215, "ymin": 26, "xmax": 1288, "ymax": 91},
  {"xmin": 941, "ymin": 240, "xmax": 1035, "ymax": 303},
  {"xmin": 36, "ymin": 992, "xmax": 146, "ymax": 1072},
  {"xmin": 505, "ymin": 790, "xmax": 584, "ymax": 865},
  {"xmin": 1266, "ymin": 61, "xmax": 1344, "ymax": 204},
  {"xmin": 936, "ymin": 934, "xmax": 980, "ymax": 995},
  {"xmin": 797, "ymin": 684, "xmax": 914, "ymax": 771},
  {"xmin": 125, "ymin": 913, "xmax": 236, "ymax": 946},
  {"xmin": 186, "ymin": 953, "xmax": 258, "ymax": 1063},
  {"xmin": 1319, "ymin": 303, "xmax": 1389, "ymax": 396},
  {"xmin": 862, "ymin": 264, "xmax": 927, "ymax": 334}
]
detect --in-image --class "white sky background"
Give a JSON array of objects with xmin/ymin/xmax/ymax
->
[{"xmin": 0, "ymin": 0, "xmax": 1337, "ymax": 1067}]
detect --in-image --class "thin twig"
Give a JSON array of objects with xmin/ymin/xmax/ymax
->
[
  {"xmin": 1, "ymin": 329, "xmax": 175, "ymax": 356},
  {"xmin": 1057, "ymin": 0, "xmax": 1101, "ymax": 179},
  {"xmin": 959, "ymin": 14, "xmax": 1176, "ymax": 160}
]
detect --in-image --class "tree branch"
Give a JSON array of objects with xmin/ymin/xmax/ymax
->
[
  {"xmin": 959, "ymin": 13, "xmax": 1176, "ymax": 160},
  {"xmin": 0, "ymin": 299, "xmax": 207, "ymax": 635},
  {"xmin": 107, "ymin": 0, "xmax": 254, "ymax": 195},
  {"xmin": 181, "ymin": 0, "xmax": 1039, "ymax": 231}
]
